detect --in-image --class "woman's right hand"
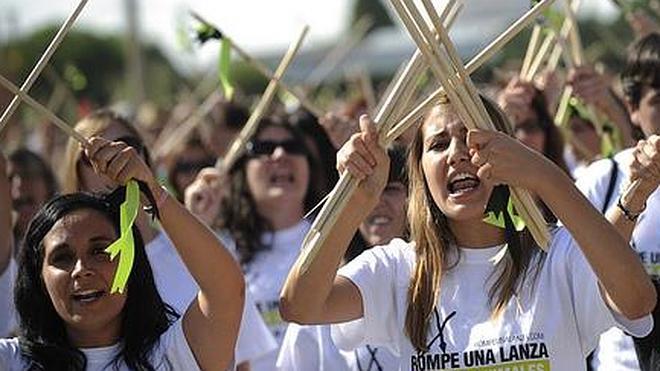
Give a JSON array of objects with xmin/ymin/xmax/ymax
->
[
  {"xmin": 336, "ymin": 115, "xmax": 390, "ymax": 206},
  {"xmin": 184, "ymin": 167, "xmax": 225, "ymax": 226}
]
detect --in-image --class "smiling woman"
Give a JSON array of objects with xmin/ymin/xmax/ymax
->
[{"xmin": 0, "ymin": 136, "xmax": 245, "ymax": 370}]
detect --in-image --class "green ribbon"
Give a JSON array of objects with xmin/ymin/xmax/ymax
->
[
  {"xmin": 219, "ymin": 38, "xmax": 234, "ymax": 100},
  {"xmin": 483, "ymin": 194, "xmax": 526, "ymax": 232},
  {"xmin": 105, "ymin": 180, "xmax": 140, "ymax": 294}
]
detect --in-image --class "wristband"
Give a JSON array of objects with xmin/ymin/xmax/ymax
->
[{"xmin": 616, "ymin": 195, "xmax": 646, "ymax": 222}]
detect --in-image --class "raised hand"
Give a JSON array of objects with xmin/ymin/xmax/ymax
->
[
  {"xmin": 567, "ymin": 66, "xmax": 612, "ymax": 110},
  {"xmin": 83, "ymin": 137, "xmax": 156, "ymax": 187},
  {"xmin": 184, "ymin": 167, "xmax": 225, "ymax": 226},
  {"xmin": 497, "ymin": 78, "xmax": 537, "ymax": 124},
  {"xmin": 467, "ymin": 129, "xmax": 554, "ymax": 191},
  {"xmin": 336, "ymin": 115, "xmax": 390, "ymax": 205},
  {"xmin": 629, "ymin": 135, "xmax": 660, "ymax": 196}
]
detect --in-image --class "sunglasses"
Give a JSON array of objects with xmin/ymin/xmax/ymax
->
[{"xmin": 246, "ymin": 139, "xmax": 306, "ymax": 157}]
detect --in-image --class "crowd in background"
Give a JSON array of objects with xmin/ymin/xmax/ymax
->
[{"xmin": 0, "ymin": 8, "xmax": 659, "ymax": 371}]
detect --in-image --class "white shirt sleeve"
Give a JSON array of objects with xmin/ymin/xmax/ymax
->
[
  {"xmin": 549, "ymin": 228, "xmax": 653, "ymax": 353},
  {"xmin": 0, "ymin": 257, "xmax": 17, "ymax": 338},
  {"xmin": 157, "ymin": 319, "xmax": 202, "ymax": 370},
  {"xmin": 235, "ymin": 289, "xmax": 278, "ymax": 364},
  {"xmin": 276, "ymin": 324, "xmax": 320, "ymax": 370},
  {"xmin": 331, "ymin": 241, "xmax": 411, "ymax": 352}
]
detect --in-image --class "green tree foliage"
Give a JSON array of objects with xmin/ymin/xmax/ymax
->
[{"xmin": 0, "ymin": 26, "xmax": 182, "ymax": 109}]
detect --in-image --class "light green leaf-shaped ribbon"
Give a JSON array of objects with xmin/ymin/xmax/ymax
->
[
  {"xmin": 219, "ymin": 38, "xmax": 234, "ymax": 100},
  {"xmin": 483, "ymin": 197, "xmax": 526, "ymax": 232},
  {"xmin": 105, "ymin": 180, "xmax": 140, "ymax": 294}
]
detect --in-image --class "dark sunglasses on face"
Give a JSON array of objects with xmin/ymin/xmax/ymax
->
[{"xmin": 246, "ymin": 139, "xmax": 306, "ymax": 157}]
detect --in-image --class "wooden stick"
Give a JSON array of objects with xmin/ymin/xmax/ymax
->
[
  {"xmin": 388, "ymin": 0, "xmax": 559, "ymax": 141},
  {"xmin": 387, "ymin": 0, "xmax": 462, "ymax": 126},
  {"xmin": 0, "ymin": 74, "xmax": 87, "ymax": 145},
  {"xmin": 0, "ymin": 0, "xmax": 88, "ymax": 135},
  {"xmin": 190, "ymin": 11, "xmax": 324, "ymax": 118},
  {"xmin": 563, "ymin": 0, "xmax": 585, "ymax": 65},
  {"xmin": 521, "ymin": 25, "xmax": 542, "ymax": 78},
  {"xmin": 218, "ymin": 26, "xmax": 309, "ymax": 171},
  {"xmin": 524, "ymin": 30, "xmax": 556, "ymax": 81}
]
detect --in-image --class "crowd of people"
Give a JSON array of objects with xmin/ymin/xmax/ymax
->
[{"xmin": 0, "ymin": 11, "xmax": 659, "ymax": 371}]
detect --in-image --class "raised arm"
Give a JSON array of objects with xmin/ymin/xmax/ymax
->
[
  {"xmin": 468, "ymin": 130, "xmax": 656, "ymax": 320},
  {"xmin": 568, "ymin": 66, "xmax": 636, "ymax": 148},
  {"xmin": 84, "ymin": 137, "xmax": 244, "ymax": 370},
  {"xmin": 0, "ymin": 153, "xmax": 13, "ymax": 274},
  {"xmin": 280, "ymin": 115, "xmax": 389, "ymax": 324},
  {"xmin": 606, "ymin": 136, "xmax": 660, "ymax": 242}
]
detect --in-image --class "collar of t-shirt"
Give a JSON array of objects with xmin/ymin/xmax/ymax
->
[
  {"xmin": 79, "ymin": 343, "xmax": 121, "ymax": 367},
  {"xmin": 454, "ymin": 244, "xmax": 508, "ymax": 265},
  {"xmin": 260, "ymin": 220, "xmax": 311, "ymax": 249}
]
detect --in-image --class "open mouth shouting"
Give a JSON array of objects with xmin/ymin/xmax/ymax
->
[{"xmin": 447, "ymin": 172, "xmax": 481, "ymax": 198}]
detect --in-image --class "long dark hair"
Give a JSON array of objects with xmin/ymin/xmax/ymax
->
[
  {"xmin": 15, "ymin": 190, "xmax": 178, "ymax": 370},
  {"xmin": 219, "ymin": 117, "xmax": 321, "ymax": 266}
]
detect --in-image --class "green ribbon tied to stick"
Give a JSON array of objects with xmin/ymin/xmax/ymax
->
[
  {"xmin": 105, "ymin": 180, "xmax": 140, "ymax": 294},
  {"xmin": 195, "ymin": 21, "xmax": 234, "ymax": 100}
]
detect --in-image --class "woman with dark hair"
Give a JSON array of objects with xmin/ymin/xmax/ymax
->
[
  {"xmin": 61, "ymin": 109, "xmax": 277, "ymax": 368},
  {"xmin": 0, "ymin": 137, "xmax": 244, "ymax": 370},
  {"xmin": 280, "ymin": 93, "xmax": 656, "ymax": 370},
  {"xmin": 188, "ymin": 117, "xmax": 321, "ymax": 370}
]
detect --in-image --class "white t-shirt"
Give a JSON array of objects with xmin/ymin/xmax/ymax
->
[
  {"xmin": 146, "ymin": 231, "xmax": 277, "ymax": 365},
  {"xmin": 221, "ymin": 220, "xmax": 310, "ymax": 371},
  {"xmin": 0, "ymin": 257, "xmax": 16, "ymax": 338},
  {"xmin": 576, "ymin": 148, "xmax": 660, "ymax": 371},
  {"xmin": 278, "ymin": 323, "xmax": 399, "ymax": 371},
  {"xmin": 0, "ymin": 319, "xmax": 200, "ymax": 370},
  {"xmin": 331, "ymin": 231, "xmax": 653, "ymax": 371}
]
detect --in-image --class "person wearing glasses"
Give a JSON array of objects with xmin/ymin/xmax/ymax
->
[
  {"xmin": 60, "ymin": 109, "xmax": 277, "ymax": 369},
  {"xmin": 186, "ymin": 116, "xmax": 323, "ymax": 371}
]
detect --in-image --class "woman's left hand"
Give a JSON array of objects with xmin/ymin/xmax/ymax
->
[
  {"xmin": 467, "ymin": 129, "xmax": 553, "ymax": 191},
  {"xmin": 84, "ymin": 137, "xmax": 156, "ymax": 188}
]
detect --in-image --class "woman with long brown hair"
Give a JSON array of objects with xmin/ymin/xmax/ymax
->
[{"xmin": 280, "ymin": 95, "xmax": 656, "ymax": 370}]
